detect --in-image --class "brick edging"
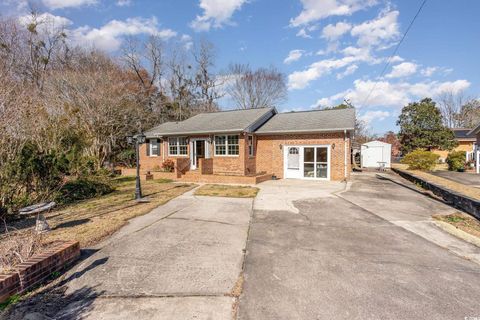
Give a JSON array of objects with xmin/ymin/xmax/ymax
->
[
  {"xmin": 392, "ymin": 168, "xmax": 480, "ymax": 219},
  {"xmin": 0, "ymin": 240, "xmax": 80, "ymax": 303}
]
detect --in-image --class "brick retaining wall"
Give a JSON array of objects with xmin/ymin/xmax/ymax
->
[
  {"xmin": 392, "ymin": 168, "xmax": 480, "ymax": 219},
  {"xmin": 0, "ymin": 241, "xmax": 80, "ymax": 303}
]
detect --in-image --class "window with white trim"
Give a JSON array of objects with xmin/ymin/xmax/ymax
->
[
  {"xmin": 248, "ymin": 135, "xmax": 254, "ymax": 157},
  {"xmin": 149, "ymin": 139, "xmax": 160, "ymax": 156},
  {"xmin": 215, "ymin": 135, "xmax": 239, "ymax": 156},
  {"xmin": 168, "ymin": 137, "xmax": 188, "ymax": 156}
]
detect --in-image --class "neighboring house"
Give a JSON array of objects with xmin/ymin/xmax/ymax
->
[
  {"xmin": 468, "ymin": 124, "xmax": 480, "ymax": 174},
  {"xmin": 139, "ymin": 107, "xmax": 355, "ymax": 183},
  {"xmin": 433, "ymin": 128, "xmax": 476, "ymax": 161}
]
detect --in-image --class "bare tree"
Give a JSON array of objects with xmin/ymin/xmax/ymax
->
[
  {"xmin": 226, "ymin": 64, "xmax": 287, "ymax": 109},
  {"xmin": 122, "ymin": 35, "xmax": 164, "ymax": 92},
  {"xmin": 21, "ymin": 10, "xmax": 68, "ymax": 89},
  {"xmin": 192, "ymin": 39, "xmax": 223, "ymax": 112},
  {"xmin": 167, "ymin": 45, "xmax": 196, "ymax": 121},
  {"xmin": 437, "ymin": 90, "xmax": 467, "ymax": 128},
  {"xmin": 457, "ymin": 99, "xmax": 480, "ymax": 128}
]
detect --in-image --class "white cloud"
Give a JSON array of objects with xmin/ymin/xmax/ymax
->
[
  {"xmin": 296, "ymin": 28, "xmax": 312, "ymax": 38},
  {"xmin": 314, "ymin": 79, "xmax": 471, "ymax": 108},
  {"xmin": 350, "ymin": 10, "xmax": 400, "ymax": 48},
  {"xmin": 116, "ymin": 0, "xmax": 132, "ymax": 6},
  {"xmin": 386, "ymin": 62, "xmax": 418, "ymax": 78},
  {"xmin": 42, "ymin": 0, "xmax": 97, "ymax": 10},
  {"xmin": 290, "ymin": 0, "xmax": 377, "ymax": 27},
  {"xmin": 421, "ymin": 66, "xmax": 437, "ymax": 77},
  {"xmin": 181, "ymin": 34, "xmax": 193, "ymax": 50},
  {"xmin": 284, "ymin": 49, "xmax": 305, "ymax": 64},
  {"xmin": 336, "ymin": 64, "xmax": 358, "ymax": 79},
  {"xmin": 190, "ymin": 0, "xmax": 246, "ymax": 32},
  {"xmin": 288, "ymin": 56, "xmax": 356, "ymax": 90},
  {"xmin": 321, "ymin": 21, "xmax": 352, "ymax": 41},
  {"xmin": 358, "ymin": 110, "xmax": 390, "ymax": 124},
  {"xmin": 289, "ymin": 46, "xmax": 379, "ymax": 90},
  {"xmin": 389, "ymin": 55, "xmax": 404, "ymax": 63},
  {"xmin": 71, "ymin": 17, "xmax": 176, "ymax": 52}
]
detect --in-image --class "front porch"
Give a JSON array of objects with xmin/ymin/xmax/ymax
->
[{"xmin": 122, "ymin": 158, "xmax": 273, "ymax": 185}]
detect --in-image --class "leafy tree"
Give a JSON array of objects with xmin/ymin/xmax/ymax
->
[
  {"xmin": 378, "ymin": 131, "xmax": 401, "ymax": 157},
  {"xmin": 397, "ymin": 98, "xmax": 457, "ymax": 154}
]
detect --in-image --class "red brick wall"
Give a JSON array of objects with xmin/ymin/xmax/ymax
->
[
  {"xmin": 211, "ymin": 135, "xmax": 246, "ymax": 175},
  {"xmin": 0, "ymin": 241, "xmax": 80, "ymax": 303},
  {"xmin": 140, "ymin": 135, "xmax": 249, "ymax": 176},
  {"xmin": 139, "ymin": 132, "xmax": 352, "ymax": 181},
  {"xmin": 255, "ymin": 132, "xmax": 351, "ymax": 181}
]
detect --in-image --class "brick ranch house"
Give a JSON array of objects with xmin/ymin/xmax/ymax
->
[{"xmin": 135, "ymin": 107, "xmax": 355, "ymax": 184}]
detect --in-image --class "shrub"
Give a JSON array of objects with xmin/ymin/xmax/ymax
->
[
  {"xmin": 446, "ymin": 151, "xmax": 466, "ymax": 171},
  {"xmin": 55, "ymin": 176, "xmax": 114, "ymax": 205},
  {"xmin": 162, "ymin": 159, "xmax": 175, "ymax": 172},
  {"xmin": 401, "ymin": 149, "xmax": 439, "ymax": 171}
]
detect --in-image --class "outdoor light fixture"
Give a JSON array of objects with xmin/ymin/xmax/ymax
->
[
  {"xmin": 332, "ymin": 143, "xmax": 336, "ymax": 149},
  {"xmin": 127, "ymin": 132, "xmax": 147, "ymax": 201}
]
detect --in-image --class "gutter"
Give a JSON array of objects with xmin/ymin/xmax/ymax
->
[
  {"xmin": 145, "ymin": 129, "xmax": 245, "ymax": 138},
  {"xmin": 344, "ymin": 129, "xmax": 348, "ymax": 179},
  {"xmin": 255, "ymin": 128, "xmax": 355, "ymax": 135}
]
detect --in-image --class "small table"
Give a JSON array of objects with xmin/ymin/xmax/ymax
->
[
  {"xmin": 377, "ymin": 162, "xmax": 387, "ymax": 171},
  {"xmin": 19, "ymin": 202, "xmax": 56, "ymax": 233}
]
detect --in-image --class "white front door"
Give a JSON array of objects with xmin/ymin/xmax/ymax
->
[
  {"xmin": 190, "ymin": 139, "xmax": 206, "ymax": 170},
  {"xmin": 284, "ymin": 146, "xmax": 302, "ymax": 179},
  {"xmin": 284, "ymin": 145, "xmax": 331, "ymax": 180}
]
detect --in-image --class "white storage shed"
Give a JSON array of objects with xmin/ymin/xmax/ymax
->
[{"xmin": 361, "ymin": 140, "xmax": 391, "ymax": 169}]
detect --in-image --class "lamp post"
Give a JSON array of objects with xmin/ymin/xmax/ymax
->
[{"xmin": 127, "ymin": 132, "xmax": 146, "ymax": 201}]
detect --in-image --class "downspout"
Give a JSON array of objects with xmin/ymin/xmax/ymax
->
[{"xmin": 344, "ymin": 130, "xmax": 348, "ymax": 179}]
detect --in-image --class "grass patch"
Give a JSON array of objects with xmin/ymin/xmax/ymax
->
[
  {"xmin": 433, "ymin": 213, "xmax": 480, "ymax": 239},
  {"xmin": 0, "ymin": 294, "xmax": 20, "ymax": 311},
  {"xmin": 194, "ymin": 184, "xmax": 259, "ymax": 198},
  {"xmin": 2, "ymin": 179, "xmax": 195, "ymax": 248},
  {"xmin": 154, "ymin": 178, "xmax": 173, "ymax": 184},
  {"xmin": 392, "ymin": 163, "xmax": 480, "ymax": 200}
]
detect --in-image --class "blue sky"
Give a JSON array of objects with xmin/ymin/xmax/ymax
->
[{"xmin": 2, "ymin": 0, "xmax": 479, "ymax": 134}]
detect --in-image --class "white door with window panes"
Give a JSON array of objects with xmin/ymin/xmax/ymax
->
[{"xmin": 284, "ymin": 145, "xmax": 330, "ymax": 180}]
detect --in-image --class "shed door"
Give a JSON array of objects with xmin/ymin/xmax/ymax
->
[{"xmin": 364, "ymin": 146, "xmax": 383, "ymax": 167}]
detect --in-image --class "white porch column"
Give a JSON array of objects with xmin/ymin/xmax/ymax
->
[{"xmin": 477, "ymin": 150, "xmax": 480, "ymax": 174}]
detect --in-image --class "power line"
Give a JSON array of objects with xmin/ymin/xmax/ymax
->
[{"xmin": 360, "ymin": 0, "xmax": 428, "ymax": 107}]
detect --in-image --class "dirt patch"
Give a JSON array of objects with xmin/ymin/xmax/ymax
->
[
  {"xmin": 194, "ymin": 184, "xmax": 259, "ymax": 198},
  {"xmin": 433, "ymin": 213, "xmax": 480, "ymax": 239},
  {"xmin": 1, "ymin": 179, "xmax": 195, "ymax": 248}
]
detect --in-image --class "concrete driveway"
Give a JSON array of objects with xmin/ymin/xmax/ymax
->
[
  {"xmin": 48, "ymin": 187, "xmax": 251, "ymax": 319},
  {"xmin": 239, "ymin": 173, "xmax": 480, "ymax": 320}
]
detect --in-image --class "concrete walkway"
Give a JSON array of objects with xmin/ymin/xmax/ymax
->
[
  {"xmin": 239, "ymin": 173, "xmax": 480, "ymax": 320},
  {"xmin": 55, "ymin": 187, "xmax": 252, "ymax": 319}
]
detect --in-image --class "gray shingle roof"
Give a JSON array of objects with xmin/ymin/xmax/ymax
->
[
  {"xmin": 256, "ymin": 108, "xmax": 355, "ymax": 134},
  {"xmin": 145, "ymin": 107, "xmax": 275, "ymax": 137},
  {"xmin": 452, "ymin": 128, "xmax": 476, "ymax": 140}
]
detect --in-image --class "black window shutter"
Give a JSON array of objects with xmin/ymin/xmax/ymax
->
[
  {"xmin": 146, "ymin": 139, "xmax": 150, "ymax": 156},
  {"xmin": 156, "ymin": 140, "xmax": 160, "ymax": 156}
]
